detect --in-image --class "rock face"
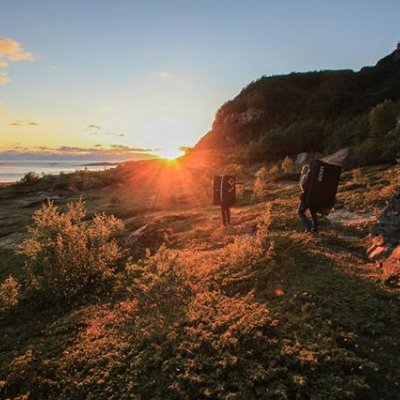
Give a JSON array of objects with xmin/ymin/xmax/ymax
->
[
  {"xmin": 371, "ymin": 192, "xmax": 400, "ymax": 243},
  {"xmin": 221, "ymin": 108, "xmax": 265, "ymax": 126},
  {"xmin": 368, "ymin": 192, "xmax": 400, "ymax": 286},
  {"xmin": 295, "ymin": 153, "xmax": 312, "ymax": 165},
  {"xmin": 382, "ymin": 245, "xmax": 400, "ymax": 287}
]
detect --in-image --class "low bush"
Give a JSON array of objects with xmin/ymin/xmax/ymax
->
[
  {"xmin": 281, "ymin": 156, "xmax": 294, "ymax": 173},
  {"xmin": 21, "ymin": 200, "xmax": 124, "ymax": 304},
  {"xmin": 0, "ymin": 276, "xmax": 19, "ymax": 312},
  {"xmin": 18, "ymin": 171, "xmax": 40, "ymax": 185}
]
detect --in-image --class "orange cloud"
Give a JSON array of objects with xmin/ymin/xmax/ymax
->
[
  {"xmin": 0, "ymin": 37, "xmax": 33, "ymax": 85},
  {"xmin": 0, "ymin": 73, "xmax": 10, "ymax": 84},
  {"xmin": 0, "ymin": 37, "xmax": 33, "ymax": 61},
  {"xmin": 9, "ymin": 120, "xmax": 39, "ymax": 127},
  {"xmin": 0, "ymin": 145, "xmax": 159, "ymax": 161},
  {"xmin": 156, "ymin": 70, "xmax": 171, "ymax": 78}
]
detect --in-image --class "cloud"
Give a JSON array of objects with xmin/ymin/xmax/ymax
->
[
  {"xmin": 104, "ymin": 132, "xmax": 125, "ymax": 137},
  {"xmin": 9, "ymin": 120, "xmax": 39, "ymax": 127},
  {"xmin": 0, "ymin": 37, "xmax": 33, "ymax": 85},
  {"xmin": 87, "ymin": 123, "xmax": 125, "ymax": 137},
  {"xmin": 0, "ymin": 37, "xmax": 33, "ymax": 62},
  {"xmin": 0, "ymin": 144, "xmax": 159, "ymax": 161},
  {"xmin": 87, "ymin": 123, "xmax": 100, "ymax": 130},
  {"xmin": 0, "ymin": 73, "xmax": 10, "ymax": 85},
  {"xmin": 156, "ymin": 70, "xmax": 171, "ymax": 78},
  {"xmin": 110, "ymin": 144, "xmax": 157, "ymax": 152},
  {"xmin": 98, "ymin": 106, "xmax": 114, "ymax": 113}
]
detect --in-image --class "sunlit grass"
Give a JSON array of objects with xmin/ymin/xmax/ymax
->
[{"xmin": 1, "ymin": 163, "xmax": 400, "ymax": 399}]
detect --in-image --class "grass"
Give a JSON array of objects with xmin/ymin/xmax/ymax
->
[{"xmin": 1, "ymin": 163, "xmax": 400, "ymax": 399}]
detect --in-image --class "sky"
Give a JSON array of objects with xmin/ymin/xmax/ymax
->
[{"xmin": 0, "ymin": 0, "xmax": 399, "ymax": 160}]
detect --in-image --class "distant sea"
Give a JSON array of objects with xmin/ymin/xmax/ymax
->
[{"xmin": 0, "ymin": 160, "xmax": 118, "ymax": 183}]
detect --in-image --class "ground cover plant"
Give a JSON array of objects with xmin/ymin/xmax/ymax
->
[{"xmin": 0, "ymin": 163, "xmax": 400, "ymax": 399}]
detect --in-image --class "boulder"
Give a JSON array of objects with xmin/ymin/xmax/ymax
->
[
  {"xmin": 125, "ymin": 224, "xmax": 148, "ymax": 246},
  {"xmin": 382, "ymin": 245, "xmax": 400, "ymax": 287},
  {"xmin": 368, "ymin": 245, "xmax": 391, "ymax": 261},
  {"xmin": 295, "ymin": 152, "xmax": 312, "ymax": 165}
]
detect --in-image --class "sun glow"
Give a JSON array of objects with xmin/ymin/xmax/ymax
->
[{"xmin": 157, "ymin": 147, "xmax": 185, "ymax": 160}]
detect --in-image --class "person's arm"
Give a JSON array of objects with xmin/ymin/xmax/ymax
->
[{"xmin": 300, "ymin": 174, "xmax": 308, "ymax": 191}]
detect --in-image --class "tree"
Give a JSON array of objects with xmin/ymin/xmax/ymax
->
[{"xmin": 369, "ymin": 99, "xmax": 397, "ymax": 139}]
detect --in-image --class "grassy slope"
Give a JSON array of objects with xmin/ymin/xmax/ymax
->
[{"xmin": 1, "ymin": 165, "xmax": 400, "ymax": 399}]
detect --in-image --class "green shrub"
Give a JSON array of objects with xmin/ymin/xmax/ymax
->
[
  {"xmin": 352, "ymin": 168, "xmax": 363, "ymax": 184},
  {"xmin": 282, "ymin": 156, "xmax": 294, "ymax": 173},
  {"xmin": 252, "ymin": 167, "xmax": 268, "ymax": 202},
  {"xmin": 0, "ymin": 276, "xmax": 19, "ymax": 312},
  {"xmin": 21, "ymin": 200, "xmax": 124, "ymax": 304},
  {"xmin": 129, "ymin": 245, "xmax": 193, "ymax": 317},
  {"xmin": 18, "ymin": 171, "xmax": 40, "ymax": 185},
  {"xmin": 369, "ymin": 99, "xmax": 397, "ymax": 139},
  {"xmin": 354, "ymin": 139, "xmax": 386, "ymax": 165}
]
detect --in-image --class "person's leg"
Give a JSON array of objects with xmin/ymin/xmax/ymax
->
[
  {"xmin": 310, "ymin": 208, "xmax": 319, "ymax": 232},
  {"xmin": 298, "ymin": 201, "xmax": 311, "ymax": 231},
  {"xmin": 226, "ymin": 207, "xmax": 231, "ymax": 225},
  {"xmin": 221, "ymin": 205, "xmax": 228, "ymax": 226}
]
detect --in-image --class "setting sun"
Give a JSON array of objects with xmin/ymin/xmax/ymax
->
[{"xmin": 157, "ymin": 147, "xmax": 185, "ymax": 160}]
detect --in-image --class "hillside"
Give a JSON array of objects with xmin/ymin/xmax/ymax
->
[
  {"xmin": 1, "ymin": 162, "xmax": 400, "ymax": 399},
  {"xmin": 191, "ymin": 45, "xmax": 400, "ymax": 164}
]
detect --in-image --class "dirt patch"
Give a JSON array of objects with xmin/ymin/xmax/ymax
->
[
  {"xmin": 327, "ymin": 209, "xmax": 376, "ymax": 227},
  {"xmin": 0, "ymin": 232, "xmax": 28, "ymax": 250}
]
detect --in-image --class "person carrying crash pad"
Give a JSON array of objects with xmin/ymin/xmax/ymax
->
[
  {"xmin": 298, "ymin": 164, "xmax": 319, "ymax": 233},
  {"xmin": 213, "ymin": 175, "xmax": 236, "ymax": 227},
  {"xmin": 297, "ymin": 150, "xmax": 345, "ymax": 234}
]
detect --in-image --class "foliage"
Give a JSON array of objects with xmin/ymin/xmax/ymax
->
[
  {"xmin": 194, "ymin": 48, "xmax": 400, "ymax": 165},
  {"xmin": 21, "ymin": 200, "xmax": 124, "ymax": 303},
  {"xmin": 2, "ymin": 163, "xmax": 400, "ymax": 399},
  {"xmin": 368, "ymin": 99, "xmax": 398, "ymax": 139},
  {"xmin": 353, "ymin": 137, "xmax": 399, "ymax": 166},
  {"xmin": 0, "ymin": 276, "xmax": 19, "ymax": 312},
  {"xmin": 281, "ymin": 156, "xmax": 294, "ymax": 173},
  {"xmin": 18, "ymin": 171, "xmax": 40, "ymax": 185},
  {"xmin": 352, "ymin": 168, "xmax": 363, "ymax": 184},
  {"xmin": 252, "ymin": 167, "xmax": 268, "ymax": 202},
  {"xmin": 128, "ymin": 245, "xmax": 193, "ymax": 317}
]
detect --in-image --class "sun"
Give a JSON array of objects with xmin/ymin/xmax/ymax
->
[{"xmin": 157, "ymin": 147, "xmax": 185, "ymax": 160}]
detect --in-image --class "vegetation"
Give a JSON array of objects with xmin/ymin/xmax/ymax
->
[
  {"xmin": 0, "ymin": 276, "xmax": 19, "ymax": 312},
  {"xmin": 2, "ymin": 46, "xmax": 400, "ymax": 399},
  {"xmin": 1, "ymin": 162, "xmax": 400, "ymax": 399},
  {"xmin": 21, "ymin": 200, "xmax": 124, "ymax": 304},
  {"xmin": 192, "ymin": 47, "xmax": 400, "ymax": 165},
  {"xmin": 18, "ymin": 171, "xmax": 40, "ymax": 185},
  {"xmin": 281, "ymin": 156, "xmax": 294, "ymax": 173},
  {"xmin": 252, "ymin": 166, "xmax": 269, "ymax": 202},
  {"xmin": 368, "ymin": 99, "xmax": 398, "ymax": 139}
]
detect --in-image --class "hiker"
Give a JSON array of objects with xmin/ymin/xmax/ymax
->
[
  {"xmin": 221, "ymin": 201, "xmax": 231, "ymax": 227},
  {"xmin": 298, "ymin": 164, "xmax": 319, "ymax": 233},
  {"xmin": 213, "ymin": 175, "xmax": 236, "ymax": 227}
]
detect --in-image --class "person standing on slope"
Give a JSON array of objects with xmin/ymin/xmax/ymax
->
[{"xmin": 298, "ymin": 164, "xmax": 319, "ymax": 233}]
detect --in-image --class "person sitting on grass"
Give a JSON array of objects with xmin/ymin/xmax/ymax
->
[{"xmin": 298, "ymin": 164, "xmax": 318, "ymax": 233}]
